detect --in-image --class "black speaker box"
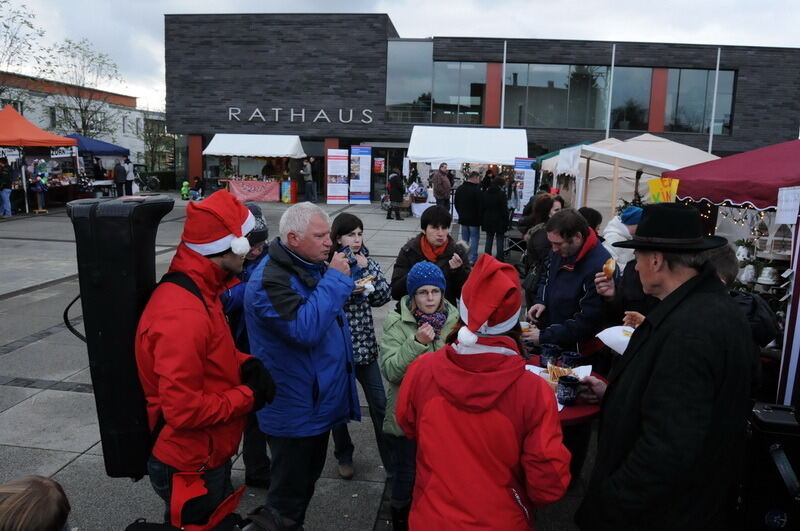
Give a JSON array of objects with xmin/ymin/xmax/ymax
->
[
  {"xmin": 740, "ymin": 402, "xmax": 800, "ymax": 530},
  {"xmin": 67, "ymin": 195, "xmax": 174, "ymax": 479}
]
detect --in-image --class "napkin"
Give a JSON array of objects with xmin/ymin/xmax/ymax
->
[{"xmin": 596, "ymin": 325, "xmax": 635, "ymax": 355}]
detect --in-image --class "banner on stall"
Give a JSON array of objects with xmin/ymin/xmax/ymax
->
[
  {"xmin": 50, "ymin": 146, "xmax": 78, "ymax": 158},
  {"xmin": 514, "ymin": 158, "xmax": 537, "ymax": 217},
  {"xmin": 349, "ymin": 146, "xmax": 372, "ymax": 204},
  {"xmin": 649, "ymin": 177, "xmax": 680, "ymax": 203},
  {"xmin": 0, "ymin": 147, "xmax": 21, "ymax": 162},
  {"xmin": 326, "ymin": 148, "xmax": 349, "ymax": 204}
]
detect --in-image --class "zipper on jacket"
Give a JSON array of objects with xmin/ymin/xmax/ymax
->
[{"xmin": 510, "ymin": 487, "xmax": 530, "ymax": 521}]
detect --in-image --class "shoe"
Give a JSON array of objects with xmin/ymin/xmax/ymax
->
[
  {"xmin": 245, "ymin": 476, "xmax": 270, "ymax": 489},
  {"xmin": 338, "ymin": 463, "xmax": 354, "ymax": 480},
  {"xmin": 391, "ymin": 505, "xmax": 410, "ymax": 531}
]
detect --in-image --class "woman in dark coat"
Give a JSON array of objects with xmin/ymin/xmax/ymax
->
[
  {"xmin": 481, "ymin": 177, "xmax": 509, "ymax": 261},
  {"xmin": 387, "ymin": 169, "xmax": 405, "ymax": 220}
]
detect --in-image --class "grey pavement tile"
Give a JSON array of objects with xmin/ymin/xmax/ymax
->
[
  {"xmin": 0, "ymin": 311, "xmax": 63, "ymax": 345},
  {"xmin": 86, "ymin": 440, "xmax": 103, "ymax": 456},
  {"xmin": 64, "ymin": 367, "xmax": 92, "ymax": 384},
  {"xmin": 0, "ymin": 389, "xmax": 100, "ymax": 452},
  {"xmin": 53, "ymin": 454, "xmax": 164, "ymax": 530},
  {"xmin": 0, "ymin": 339, "xmax": 88, "ymax": 381},
  {"xmin": 0, "ymin": 239, "xmax": 78, "ymax": 295},
  {"xmin": 304, "ymin": 477, "xmax": 384, "ymax": 531},
  {"xmin": 0, "ymin": 386, "xmax": 41, "ymax": 413},
  {"xmin": 0, "ymin": 445, "xmax": 79, "ymax": 484},
  {"xmin": 40, "ymin": 329, "xmax": 87, "ymax": 347}
]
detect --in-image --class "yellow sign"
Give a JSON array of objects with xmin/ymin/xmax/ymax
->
[{"xmin": 649, "ymin": 177, "xmax": 680, "ymax": 203}]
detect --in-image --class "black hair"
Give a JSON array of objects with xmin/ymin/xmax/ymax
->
[
  {"xmin": 545, "ymin": 208, "xmax": 589, "ymax": 240},
  {"xmin": 578, "ymin": 207, "xmax": 603, "ymax": 231},
  {"xmin": 330, "ymin": 212, "xmax": 364, "ymax": 251},
  {"xmin": 420, "ymin": 205, "xmax": 452, "ymax": 230}
]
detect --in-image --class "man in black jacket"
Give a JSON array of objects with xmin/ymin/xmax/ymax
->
[
  {"xmin": 576, "ymin": 203, "xmax": 753, "ymax": 531},
  {"xmin": 454, "ymin": 171, "xmax": 482, "ymax": 263},
  {"xmin": 0, "ymin": 157, "xmax": 12, "ymax": 217}
]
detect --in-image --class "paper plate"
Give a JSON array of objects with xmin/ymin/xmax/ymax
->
[{"xmin": 596, "ymin": 325, "xmax": 635, "ymax": 355}]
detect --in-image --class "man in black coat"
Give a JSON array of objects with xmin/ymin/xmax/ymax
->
[
  {"xmin": 113, "ymin": 159, "xmax": 127, "ymax": 197},
  {"xmin": 386, "ymin": 169, "xmax": 405, "ymax": 220},
  {"xmin": 453, "ymin": 171, "xmax": 482, "ymax": 264},
  {"xmin": 576, "ymin": 203, "xmax": 753, "ymax": 531}
]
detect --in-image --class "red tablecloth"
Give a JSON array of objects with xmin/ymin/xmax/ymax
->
[
  {"xmin": 224, "ymin": 180, "xmax": 280, "ymax": 202},
  {"xmin": 528, "ymin": 355, "xmax": 603, "ymax": 427}
]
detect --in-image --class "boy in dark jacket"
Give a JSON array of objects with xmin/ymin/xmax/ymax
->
[
  {"xmin": 391, "ymin": 206, "xmax": 471, "ymax": 305},
  {"xmin": 387, "ymin": 169, "xmax": 405, "ymax": 220}
]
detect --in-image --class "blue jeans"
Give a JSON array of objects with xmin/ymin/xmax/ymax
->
[
  {"xmin": 460, "ymin": 224, "xmax": 480, "ymax": 264},
  {"xmin": 0, "ymin": 188, "xmax": 11, "ymax": 216},
  {"xmin": 147, "ymin": 455, "xmax": 233, "ymax": 526},
  {"xmin": 332, "ymin": 360, "xmax": 393, "ymax": 474},
  {"xmin": 484, "ymin": 231, "xmax": 505, "ymax": 262},
  {"xmin": 386, "ymin": 435, "xmax": 417, "ymax": 508}
]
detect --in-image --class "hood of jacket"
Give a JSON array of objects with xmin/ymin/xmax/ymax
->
[{"xmin": 430, "ymin": 336, "xmax": 526, "ymax": 413}]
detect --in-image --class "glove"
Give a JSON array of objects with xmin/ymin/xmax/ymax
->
[{"xmin": 241, "ymin": 357, "xmax": 276, "ymax": 411}]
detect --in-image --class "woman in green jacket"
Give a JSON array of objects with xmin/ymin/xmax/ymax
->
[{"xmin": 380, "ymin": 261, "xmax": 459, "ymax": 530}]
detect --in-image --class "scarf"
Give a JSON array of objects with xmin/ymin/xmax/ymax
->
[
  {"xmin": 412, "ymin": 307, "xmax": 449, "ymax": 339},
  {"xmin": 420, "ymin": 235, "xmax": 449, "ymax": 263}
]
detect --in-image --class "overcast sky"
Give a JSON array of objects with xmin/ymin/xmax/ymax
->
[{"xmin": 15, "ymin": 0, "xmax": 800, "ymax": 110}]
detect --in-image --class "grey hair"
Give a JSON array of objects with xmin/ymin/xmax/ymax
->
[
  {"xmin": 279, "ymin": 202, "xmax": 330, "ymax": 240},
  {"xmin": 658, "ymin": 251, "xmax": 709, "ymax": 271}
]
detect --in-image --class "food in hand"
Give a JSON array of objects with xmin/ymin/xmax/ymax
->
[
  {"xmin": 544, "ymin": 365, "xmax": 574, "ymax": 390},
  {"xmin": 602, "ymin": 258, "xmax": 616, "ymax": 279},
  {"xmin": 355, "ymin": 275, "xmax": 375, "ymax": 286}
]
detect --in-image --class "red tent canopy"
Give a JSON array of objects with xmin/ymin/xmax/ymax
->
[
  {"xmin": 0, "ymin": 105, "xmax": 78, "ymax": 147},
  {"xmin": 666, "ymin": 139, "xmax": 800, "ymax": 210}
]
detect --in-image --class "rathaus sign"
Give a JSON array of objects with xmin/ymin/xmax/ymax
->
[{"xmin": 228, "ymin": 107, "xmax": 374, "ymax": 124}]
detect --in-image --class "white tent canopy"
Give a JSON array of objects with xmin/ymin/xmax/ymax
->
[
  {"xmin": 407, "ymin": 125, "xmax": 528, "ymax": 166},
  {"xmin": 542, "ymin": 134, "xmax": 718, "ymax": 224},
  {"xmin": 202, "ymin": 134, "xmax": 307, "ymax": 158}
]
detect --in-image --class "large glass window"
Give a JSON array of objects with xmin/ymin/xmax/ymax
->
[
  {"xmin": 432, "ymin": 62, "xmax": 486, "ymax": 125},
  {"xmin": 527, "ymin": 64, "xmax": 570, "ymax": 127},
  {"xmin": 664, "ymin": 69, "xmax": 734, "ymax": 134},
  {"xmin": 610, "ymin": 67, "xmax": 651, "ymax": 130},
  {"xmin": 385, "ymin": 40, "xmax": 433, "ymax": 123},
  {"xmin": 566, "ymin": 65, "xmax": 609, "ymax": 129},
  {"xmin": 503, "ymin": 63, "xmax": 528, "ymax": 127}
]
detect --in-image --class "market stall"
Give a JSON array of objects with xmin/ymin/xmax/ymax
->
[
  {"xmin": 406, "ymin": 125, "xmax": 529, "ymax": 217},
  {"xmin": 202, "ymin": 134, "xmax": 306, "ymax": 202},
  {"xmin": 663, "ymin": 140, "xmax": 800, "ymax": 405},
  {"xmin": 541, "ymin": 134, "xmax": 718, "ymax": 223},
  {"xmin": 0, "ymin": 105, "xmax": 78, "ymax": 213}
]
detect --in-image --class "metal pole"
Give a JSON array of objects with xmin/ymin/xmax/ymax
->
[
  {"xmin": 605, "ymin": 44, "xmax": 616, "ymax": 139},
  {"xmin": 21, "ymin": 155, "xmax": 29, "ymax": 213},
  {"xmin": 500, "ymin": 40, "xmax": 507, "ymax": 129},
  {"xmin": 707, "ymin": 47, "xmax": 721, "ymax": 153}
]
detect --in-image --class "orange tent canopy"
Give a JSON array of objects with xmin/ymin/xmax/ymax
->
[{"xmin": 0, "ymin": 105, "xmax": 78, "ymax": 147}]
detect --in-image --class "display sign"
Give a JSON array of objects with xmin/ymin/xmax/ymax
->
[
  {"xmin": 776, "ymin": 186, "xmax": 800, "ymax": 225},
  {"xmin": 650, "ymin": 177, "xmax": 680, "ymax": 203},
  {"xmin": 228, "ymin": 180, "xmax": 280, "ymax": 202},
  {"xmin": 50, "ymin": 146, "xmax": 78, "ymax": 158},
  {"xmin": 0, "ymin": 147, "xmax": 21, "ymax": 162},
  {"xmin": 373, "ymin": 157, "xmax": 385, "ymax": 174},
  {"xmin": 326, "ymin": 148, "xmax": 349, "ymax": 204},
  {"xmin": 349, "ymin": 146, "xmax": 372, "ymax": 204},
  {"xmin": 514, "ymin": 158, "xmax": 537, "ymax": 218}
]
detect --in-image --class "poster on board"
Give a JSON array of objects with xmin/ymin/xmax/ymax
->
[
  {"xmin": 326, "ymin": 149, "xmax": 349, "ymax": 204},
  {"xmin": 349, "ymin": 146, "xmax": 372, "ymax": 204},
  {"xmin": 514, "ymin": 158, "xmax": 537, "ymax": 218}
]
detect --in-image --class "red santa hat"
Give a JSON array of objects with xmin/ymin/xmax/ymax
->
[
  {"xmin": 182, "ymin": 190, "xmax": 255, "ymax": 256},
  {"xmin": 457, "ymin": 254, "xmax": 523, "ymax": 345}
]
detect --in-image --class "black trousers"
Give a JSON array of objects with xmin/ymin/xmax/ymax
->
[
  {"xmin": 115, "ymin": 182, "xmax": 125, "ymax": 197},
  {"xmin": 266, "ymin": 431, "xmax": 329, "ymax": 529},
  {"xmin": 242, "ymin": 412, "xmax": 271, "ymax": 484}
]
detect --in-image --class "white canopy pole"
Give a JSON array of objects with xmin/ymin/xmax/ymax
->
[
  {"xmin": 610, "ymin": 158, "xmax": 620, "ymax": 221},
  {"xmin": 582, "ymin": 159, "xmax": 591, "ymax": 208},
  {"xmin": 500, "ymin": 40, "xmax": 507, "ymax": 129},
  {"xmin": 605, "ymin": 44, "xmax": 616, "ymax": 140},
  {"xmin": 707, "ymin": 47, "xmax": 721, "ymax": 153}
]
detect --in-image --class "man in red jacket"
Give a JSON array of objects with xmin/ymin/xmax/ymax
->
[
  {"xmin": 396, "ymin": 254, "xmax": 571, "ymax": 530},
  {"xmin": 135, "ymin": 190, "xmax": 275, "ymax": 527}
]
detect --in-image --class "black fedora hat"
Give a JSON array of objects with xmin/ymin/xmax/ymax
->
[{"xmin": 613, "ymin": 203, "xmax": 727, "ymax": 252}]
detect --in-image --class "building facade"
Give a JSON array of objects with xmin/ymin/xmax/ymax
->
[
  {"xmin": 0, "ymin": 71, "xmax": 158, "ymax": 165},
  {"xmin": 165, "ymin": 13, "xmax": 800, "ymax": 194}
]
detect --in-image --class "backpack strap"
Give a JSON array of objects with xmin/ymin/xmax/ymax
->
[{"xmin": 159, "ymin": 271, "xmax": 208, "ymax": 314}]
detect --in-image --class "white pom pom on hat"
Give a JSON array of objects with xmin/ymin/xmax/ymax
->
[
  {"xmin": 457, "ymin": 254, "xmax": 523, "ymax": 343},
  {"xmin": 230, "ymin": 236, "xmax": 251, "ymax": 256}
]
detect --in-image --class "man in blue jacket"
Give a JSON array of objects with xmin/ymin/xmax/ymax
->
[
  {"xmin": 526, "ymin": 208, "xmax": 610, "ymax": 352},
  {"xmin": 245, "ymin": 202, "xmax": 360, "ymax": 530}
]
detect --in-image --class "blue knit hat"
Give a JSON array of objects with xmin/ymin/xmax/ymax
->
[
  {"xmin": 406, "ymin": 261, "xmax": 446, "ymax": 296},
  {"xmin": 621, "ymin": 206, "xmax": 643, "ymax": 225}
]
